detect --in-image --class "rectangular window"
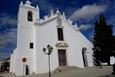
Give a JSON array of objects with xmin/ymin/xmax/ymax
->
[
  {"xmin": 30, "ymin": 43, "xmax": 34, "ymax": 49},
  {"xmin": 57, "ymin": 28, "xmax": 64, "ymax": 41}
]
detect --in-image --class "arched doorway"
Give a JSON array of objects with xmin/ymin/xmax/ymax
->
[
  {"xmin": 82, "ymin": 47, "xmax": 88, "ymax": 67},
  {"xmin": 25, "ymin": 65, "xmax": 30, "ymax": 75}
]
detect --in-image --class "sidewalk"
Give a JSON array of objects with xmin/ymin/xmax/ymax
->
[{"xmin": 0, "ymin": 66, "xmax": 114, "ymax": 77}]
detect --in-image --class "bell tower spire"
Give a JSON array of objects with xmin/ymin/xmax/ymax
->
[
  {"xmin": 20, "ymin": 1, "xmax": 24, "ymax": 6},
  {"xmin": 18, "ymin": 0, "xmax": 40, "ymax": 25}
]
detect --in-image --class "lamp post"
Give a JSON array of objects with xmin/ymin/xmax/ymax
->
[{"xmin": 43, "ymin": 44, "xmax": 53, "ymax": 77}]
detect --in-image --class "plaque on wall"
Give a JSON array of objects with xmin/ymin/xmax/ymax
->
[
  {"xmin": 56, "ymin": 41, "xmax": 69, "ymax": 47},
  {"xmin": 57, "ymin": 18, "xmax": 62, "ymax": 26}
]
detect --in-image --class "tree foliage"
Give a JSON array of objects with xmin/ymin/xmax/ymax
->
[
  {"xmin": 93, "ymin": 15, "xmax": 113, "ymax": 65},
  {"xmin": 0, "ymin": 61, "xmax": 9, "ymax": 72}
]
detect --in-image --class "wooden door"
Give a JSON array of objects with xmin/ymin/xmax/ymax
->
[{"xmin": 58, "ymin": 49, "xmax": 67, "ymax": 66}]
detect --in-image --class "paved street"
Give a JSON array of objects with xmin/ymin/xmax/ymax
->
[{"xmin": 0, "ymin": 66, "xmax": 115, "ymax": 77}]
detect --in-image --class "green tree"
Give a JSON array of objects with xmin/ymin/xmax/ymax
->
[
  {"xmin": 93, "ymin": 15, "xmax": 113, "ymax": 65},
  {"xmin": 111, "ymin": 36, "xmax": 115, "ymax": 56}
]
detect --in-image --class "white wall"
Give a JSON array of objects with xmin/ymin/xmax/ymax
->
[
  {"xmin": 35, "ymin": 16, "xmax": 94, "ymax": 73},
  {"xmin": 35, "ymin": 19, "xmax": 59, "ymax": 73},
  {"xmin": 62, "ymin": 19, "xmax": 93, "ymax": 67}
]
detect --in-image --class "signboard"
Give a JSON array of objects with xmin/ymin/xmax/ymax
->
[{"xmin": 22, "ymin": 58, "xmax": 27, "ymax": 63}]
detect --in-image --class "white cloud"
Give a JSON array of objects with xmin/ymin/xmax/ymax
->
[
  {"xmin": 70, "ymin": 4, "xmax": 107, "ymax": 21},
  {"xmin": 79, "ymin": 24, "xmax": 93, "ymax": 31},
  {"xmin": 0, "ymin": 28, "xmax": 17, "ymax": 49},
  {"xmin": 0, "ymin": 13, "xmax": 17, "ymax": 26},
  {"xmin": 0, "ymin": 13, "xmax": 17, "ymax": 57}
]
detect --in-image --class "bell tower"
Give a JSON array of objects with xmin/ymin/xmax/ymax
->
[
  {"xmin": 13, "ymin": 0, "xmax": 40, "ymax": 75},
  {"xmin": 18, "ymin": 0, "xmax": 40, "ymax": 27},
  {"xmin": 17, "ymin": 0, "xmax": 39, "ymax": 50}
]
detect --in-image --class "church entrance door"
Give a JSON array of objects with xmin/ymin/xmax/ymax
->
[
  {"xmin": 58, "ymin": 49, "xmax": 67, "ymax": 66},
  {"xmin": 25, "ymin": 65, "xmax": 30, "ymax": 75}
]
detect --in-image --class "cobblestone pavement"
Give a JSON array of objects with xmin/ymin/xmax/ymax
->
[{"xmin": 0, "ymin": 66, "xmax": 115, "ymax": 77}]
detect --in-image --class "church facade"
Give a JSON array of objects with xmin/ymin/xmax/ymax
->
[{"xmin": 10, "ymin": 1, "xmax": 94, "ymax": 76}]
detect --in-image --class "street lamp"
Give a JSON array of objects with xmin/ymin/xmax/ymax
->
[{"xmin": 43, "ymin": 44, "xmax": 53, "ymax": 77}]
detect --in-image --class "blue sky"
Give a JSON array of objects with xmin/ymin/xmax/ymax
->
[{"xmin": 0, "ymin": 0, "xmax": 115, "ymax": 59}]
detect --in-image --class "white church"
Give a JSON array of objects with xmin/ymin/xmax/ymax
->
[{"xmin": 10, "ymin": 0, "xmax": 94, "ymax": 76}]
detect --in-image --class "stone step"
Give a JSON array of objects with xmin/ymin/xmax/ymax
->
[{"xmin": 53, "ymin": 66, "xmax": 81, "ymax": 73}]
